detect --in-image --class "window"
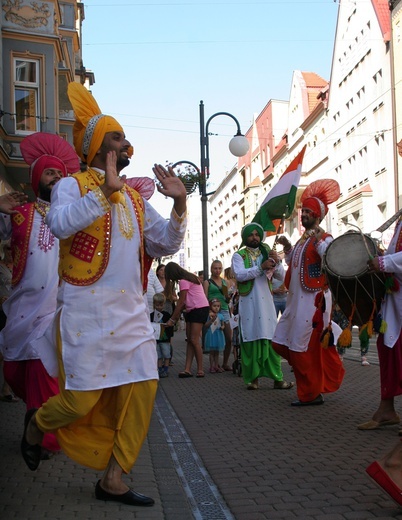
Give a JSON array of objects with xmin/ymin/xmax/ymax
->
[{"xmin": 14, "ymin": 58, "xmax": 40, "ymax": 134}]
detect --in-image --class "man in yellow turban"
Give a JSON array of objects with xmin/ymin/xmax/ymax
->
[{"xmin": 20, "ymin": 82, "xmax": 187, "ymax": 506}]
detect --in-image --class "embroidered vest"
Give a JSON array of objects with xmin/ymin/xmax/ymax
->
[
  {"xmin": 395, "ymin": 220, "xmax": 402, "ymax": 253},
  {"xmin": 284, "ymin": 234, "xmax": 330, "ymax": 292},
  {"xmin": 236, "ymin": 244, "xmax": 271, "ymax": 296},
  {"xmin": 10, "ymin": 203, "xmax": 35, "ymax": 286},
  {"xmin": 58, "ymin": 170, "xmax": 151, "ymax": 290}
]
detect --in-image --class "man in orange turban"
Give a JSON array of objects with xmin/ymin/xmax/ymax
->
[
  {"xmin": 272, "ymin": 179, "xmax": 345, "ymax": 406},
  {"xmin": 20, "ymin": 83, "xmax": 187, "ymax": 507}
]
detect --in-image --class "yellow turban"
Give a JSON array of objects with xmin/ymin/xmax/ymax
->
[{"xmin": 67, "ymin": 82, "xmax": 124, "ymax": 166}]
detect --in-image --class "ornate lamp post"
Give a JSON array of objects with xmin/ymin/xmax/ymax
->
[
  {"xmin": 199, "ymin": 100, "xmax": 249, "ymax": 279},
  {"xmin": 172, "ymin": 101, "xmax": 249, "ymax": 279}
]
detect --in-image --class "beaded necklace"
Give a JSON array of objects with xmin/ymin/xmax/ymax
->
[{"xmin": 34, "ymin": 199, "xmax": 55, "ymax": 252}]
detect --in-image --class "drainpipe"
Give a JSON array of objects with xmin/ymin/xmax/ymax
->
[{"xmin": 389, "ymin": 1, "xmax": 400, "ymax": 209}]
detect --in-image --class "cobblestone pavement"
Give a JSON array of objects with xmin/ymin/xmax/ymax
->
[{"xmin": 1, "ymin": 329, "xmax": 402, "ymax": 519}]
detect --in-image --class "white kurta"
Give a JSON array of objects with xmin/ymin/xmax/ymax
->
[
  {"xmin": 379, "ymin": 220, "xmax": 402, "ymax": 348},
  {"xmin": 39, "ymin": 175, "xmax": 186, "ymax": 391},
  {"xmin": 0, "ymin": 206, "xmax": 59, "ymax": 361},
  {"xmin": 231, "ymin": 251, "xmax": 284, "ymax": 342},
  {"xmin": 273, "ymin": 237, "xmax": 333, "ymax": 352}
]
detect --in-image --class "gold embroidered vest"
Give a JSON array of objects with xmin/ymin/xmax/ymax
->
[
  {"xmin": 59, "ymin": 169, "xmax": 148, "ymax": 287},
  {"xmin": 236, "ymin": 244, "xmax": 271, "ymax": 296},
  {"xmin": 10, "ymin": 203, "xmax": 35, "ymax": 286}
]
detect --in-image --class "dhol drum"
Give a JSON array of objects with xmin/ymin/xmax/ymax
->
[{"xmin": 323, "ymin": 231, "xmax": 385, "ymax": 326}]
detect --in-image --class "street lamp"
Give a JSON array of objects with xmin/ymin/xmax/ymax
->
[
  {"xmin": 199, "ymin": 100, "xmax": 249, "ymax": 279},
  {"xmin": 172, "ymin": 101, "xmax": 249, "ymax": 279}
]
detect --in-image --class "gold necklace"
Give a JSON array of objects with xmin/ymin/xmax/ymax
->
[
  {"xmin": 34, "ymin": 199, "xmax": 50, "ymax": 218},
  {"xmin": 90, "ymin": 170, "xmax": 134, "ymax": 240},
  {"xmin": 245, "ymin": 247, "xmax": 261, "ymax": 262}
]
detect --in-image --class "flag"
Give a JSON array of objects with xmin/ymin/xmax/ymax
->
[{"xmin": 253, "ymin": 145, "xmax": 306, "ymax": 236}]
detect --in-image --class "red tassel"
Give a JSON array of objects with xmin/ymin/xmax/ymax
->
[{"xmin": 314, "ymin": 292, "xmax": 322, "ymax": 307}]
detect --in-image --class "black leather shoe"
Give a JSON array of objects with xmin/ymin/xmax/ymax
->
[
  {"xmin": 95, "ymin": 480, "xmax": 155, "ymax": 506},
  {"xmin": 291, "ymin": 394, "xmax": 324, "ymax": 406},
  {"xmin": 21, "ymin": 408, "xmax": 41, "ymax": 471}
]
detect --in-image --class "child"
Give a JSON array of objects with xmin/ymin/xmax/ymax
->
[
  {"xmin": 203, "ymin": 299, "xmax": 226, "ymax": 373},
  {"xmin": 150, "ymin": 293, "xmax": 174, "ymax": 378}
]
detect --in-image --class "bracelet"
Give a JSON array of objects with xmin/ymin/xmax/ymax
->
[{"xmin": 168, "ymin": 318, "xmax": 176, "ymax": 324}]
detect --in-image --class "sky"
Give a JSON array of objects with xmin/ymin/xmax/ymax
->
[{"xmin": 83, "ymin": 0, "xmax": 339, "ymax": 216}]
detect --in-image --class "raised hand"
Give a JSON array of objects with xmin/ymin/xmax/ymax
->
[
  {"xmin": 101, "ymin": 151, "xmax": 126, "ymax": 199},
  {"xmin": 153, "ymin": 164, "xmax": 186, "ymax": 215},
  {"xmin": 0, "ymin": 191, "xmax": 28, "ymax": 214}
]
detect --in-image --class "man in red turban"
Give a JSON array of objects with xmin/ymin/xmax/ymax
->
[
  {"xmin": 272, "ymin": 179, "xmax": 345, "ymax": 406},
  {"xmin": 0, "ymin": 132, "xmax": 79, "ymax": 456}
]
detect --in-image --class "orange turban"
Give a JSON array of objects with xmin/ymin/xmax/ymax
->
[
  {"xmin": 300, "ymin": 179, "xmax": 340, "ymax": 221},
  {"xmin": 67, "ymin": 82, "xmax": 125, "ymax": 166}
]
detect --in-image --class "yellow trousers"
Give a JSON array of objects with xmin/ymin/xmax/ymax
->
[{"xmin": 35, "ymin": 318, "xmax": 157, "ymax": 473}]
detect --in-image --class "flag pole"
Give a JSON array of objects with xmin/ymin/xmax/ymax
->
[{"xmin": 272, "ymin": 212, "xmax": 286, "ymax": 251}]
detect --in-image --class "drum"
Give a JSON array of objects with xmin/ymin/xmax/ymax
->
[{"xmin": 323, "ymin": 231, "xmax": 385, "ymax": 326}]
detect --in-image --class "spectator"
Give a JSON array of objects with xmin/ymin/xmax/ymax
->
[
  {"xmin": 164, "ymin": 262, "xmax": 209, "ymax": 378},
  {"xmin": 156, "ymin": 263, "xmax": 177, "ymax": 314},
  {"xmin": 145, "ymin": 269, "xmax": 164, "ymax": 315},
  {"xmin": 203, "ymin": 260, "xmax": 232, "ymax": 371},
  {"xmin": 150, "ymin": 293, "xmax": 174, "ymax": 378},
  {"xmin": 271, "ymin": 269, "xmax": 288, "ymax": 318},
  {"xmin": 203, "ymin": 298, "xmax": 226, "ymax": 373}
]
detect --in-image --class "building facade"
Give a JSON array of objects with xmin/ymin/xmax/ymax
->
[
  {"xmin": 206, "ymin": 0, "xmax": 401, "ymax": 268},
  {"xmin": 0, "ymin": 0, "xmax": 92, "ymax": 198}
]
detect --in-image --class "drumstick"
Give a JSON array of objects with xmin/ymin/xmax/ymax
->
[
  {"xmin": 347, "ymin": 223, "xmax": 374, "ymax": 261},
  {"xmin": 376, "ymin": 208, "xmax": 402, "ymax": 233}
]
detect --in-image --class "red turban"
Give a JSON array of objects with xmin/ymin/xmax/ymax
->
[
  {"xmin": 301, "ymin": 179, "xmax": 340, "ymax": 221},
  {"xmin": 302, "ymin": 197, "xmax": 326, "ymax": 220},
  {"xmin": 30, "ymin": 156, "xmax": 66, "ymax": 197},
  {"xmin": 20, "ymin": 132, "xmax": 80, "ymax": 196}
]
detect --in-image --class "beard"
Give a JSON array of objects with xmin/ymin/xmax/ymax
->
[
  {"xmin": 38, "ymin": 183, "xmax": 52, "ymax": 202},
  {"xmin": 246, "ymin": 239, "xmax": 260, "ymax": 248},
  {"xmin": 117, "ymin": 155, "xmax": 130, "ymax": 169}
]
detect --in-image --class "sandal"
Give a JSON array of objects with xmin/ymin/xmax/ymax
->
[
  {"xmin": 273, "ymin": 380, "xmax": 294, "ymax": 390},
  {"xmin": 178, "ymin": 371, "xmax": 193, "ymax": 378},
  {"xmin": 196, "ymin": 371, "xmax": 205, "ymax": 378}
]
